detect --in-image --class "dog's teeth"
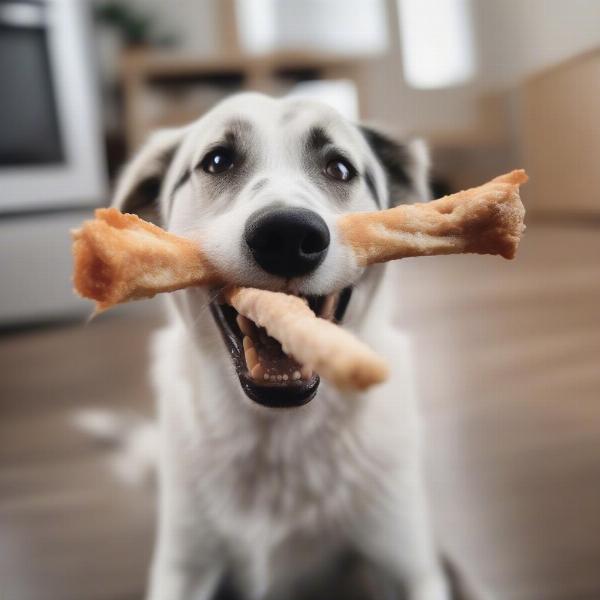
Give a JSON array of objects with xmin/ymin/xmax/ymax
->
[
  {"xmin": 320, "ymin": 293, "xmax": 338, "ymax": 320},
  {"xmin": 263, "ymin": 373, "xmax": 269, "ymax": 381},
  {"xmin": 243, "ymin": 336, "xmax": 253, "ymax": 350},
  {"xmin": 276, "ymin": 374, "xmax": 283, "ymax": 382},
  {"xmin": 251, "ymin": 364, "xmax": 265, "ymax": 380},
  {"xmin": 282, "ymin": 374, "xmax": 288, "ymax": 381},
  {"xmin": 301, "ymin": 366, "xmax": 313, "ymax": 380},
  {"xmin": 245, "ymin": 347, "xmax": 258, "ymax": 369},
  {"xmin": 237, "ymin": 315, "xmax": 253, "ymax": 336},
  {"xmin": 292, "ymin": 370, "xmax": 301, "ymax": 381}
]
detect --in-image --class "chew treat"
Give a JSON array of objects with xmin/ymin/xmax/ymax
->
[
  {"xmin": 225, "ymin": 287, "xmax": 389, "ymax": 391},
  {"xmin": 72, "ymin": 208, "xmax": 218, "ymax": 311},
  {"xmin": 72, "ymin": 171, "xmax": 527, "ymax": 311},
  {"xmin": 71, "ymin": 171, "xmax": 527, "ymax": 392},
  {"xmin": 339, "ymin": 170, "xmax": 527, "ymax": 266}
]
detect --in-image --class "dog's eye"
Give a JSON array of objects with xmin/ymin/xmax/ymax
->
[
  {"xmin": 325, "ymin": 158, "xmax": 355, "ymax": 182},
  {"xmin": 200, "ymin": 147, "xmax": 235, "ymax": 174}
]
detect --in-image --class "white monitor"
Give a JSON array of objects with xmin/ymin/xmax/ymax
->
[{"xmin": 0, "ymin": 0, "xmax": 106, "ymax": 213}]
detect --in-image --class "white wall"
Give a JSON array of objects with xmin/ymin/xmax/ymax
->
[
  {"xmin": 362, "ymin": 0, "xmax": 600, "ymax": 140},
  {"xmin": 474, "ymin": 0, "xmax": 600, "ymax": 89}
]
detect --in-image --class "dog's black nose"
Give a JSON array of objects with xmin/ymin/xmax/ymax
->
[{"xmin": 245, "ymin": 207, "xmax": 330, "ymax": 277}]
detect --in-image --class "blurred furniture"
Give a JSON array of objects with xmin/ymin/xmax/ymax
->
[
  {"xmin": 521, "ymin": 48, "xmax": 600, "ymax": 216},
  {"xmin": 120, "ymin": 49, "xmax": 366, "ymax": 151},
  {"xmin": 0, "ymin": 0, "xmax": 106, "ymax": 325},
  {"xmin": 0, "ymin": 0, "xmax": 105, "ymax": 212},
  {"xmin": 0, "ymin": 211, "xmax": 95, "ymax": 324}
]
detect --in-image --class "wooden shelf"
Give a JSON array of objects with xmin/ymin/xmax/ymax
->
[
  {"xmin": 120, "ymin": 49, "xmax": 366, "ymax": 150},
  {"xmin": 121, "ymin": 49, "xmax": 367, "ymax": 77}
]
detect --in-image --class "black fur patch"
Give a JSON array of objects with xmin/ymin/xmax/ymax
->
[
  {"xmin": 126, "ymin": 176, "xmax": 161, "ymax": 213},
  {"xmin": 359, "ymin": 126, "xmax": 414, "ymax": 207},
  {"xmin": 306, "ymin": 126, "xmax": 333, "ymax": 152},
  {"xmin": 223, "ymin": 118, "xmax": 253, "ymax": 148},
  {"xmin": 120, "ymin": 146, "xmax": 178, "ymax": 223},
  {"xmin": 364, "ymin": 168, "xmax": 380, "ymax": 208}
]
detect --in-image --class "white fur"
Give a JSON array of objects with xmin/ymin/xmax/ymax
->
[{"xmin": 112, "ymin": 94, "xmax": 449, "ymax": 600}]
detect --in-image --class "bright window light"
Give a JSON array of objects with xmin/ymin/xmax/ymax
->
[
  {"xmin": 287, "ymin": 80, "xmax": 359, "ymax": 121},
  {"xmin": 235, "ymin": 0, "xmax": 276, "ymax": 55},
  {"xmin": 236, "ymin": 0, "xmax": 387, "ymax": 56},
  {"xmin": 397, "ymin": 0, "xmax": 476, "ymax": 89}
]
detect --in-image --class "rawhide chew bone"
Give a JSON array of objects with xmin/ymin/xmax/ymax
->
[
  {"xmin": 72, "ymin": 171, "xmax": 527, "ymax": 312},
  {"xmin": 72, "ymin": 208, "xmax": 218, "ymax": 311},
  {"xmin": 339, "ymin": 170, "xmax": 527, "ymax": 266},
  {"xmin": 225, "ymin": 287, "xmax": 389, "ymax": 391}
]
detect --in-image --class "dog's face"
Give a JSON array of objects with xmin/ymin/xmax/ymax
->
[{"xmin": 113, "ymin": 93, "xmax": 429, "ymax": 408}]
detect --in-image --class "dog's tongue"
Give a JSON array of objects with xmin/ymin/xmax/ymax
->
[{"xmin": 237, "ymin": 314, "xmax": 312, "ymax": 383}]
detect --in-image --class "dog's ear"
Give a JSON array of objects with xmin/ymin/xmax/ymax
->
[
  {"xmin": 112, "ymin": 127, "xmax": 187, "ymax": 222},
  {"xmin": 359, "ymin": 126, "xmax": 431, "ymax": 206}
]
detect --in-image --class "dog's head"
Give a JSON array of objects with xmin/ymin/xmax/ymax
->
[{"xmin": 113, "ymin": 93, "xmax": 430, "ymax": 408}]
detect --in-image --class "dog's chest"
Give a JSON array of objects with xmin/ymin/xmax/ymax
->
[
  {"xmin": 190, "ymin": 403, "xmax": 377, "ymax": 594},
  {"xmin": 194, "ymin": 400, "xmax": 376, "ymax": 544}
]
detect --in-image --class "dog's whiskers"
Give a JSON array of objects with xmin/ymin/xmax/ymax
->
[{"xmin": 187, "ymin": 285, "xmax": 227, "ymax": 329}]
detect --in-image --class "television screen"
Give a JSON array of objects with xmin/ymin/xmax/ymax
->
[{"xmin": 0, "ymin": 24, "xmax": 64, "ymax": 166}]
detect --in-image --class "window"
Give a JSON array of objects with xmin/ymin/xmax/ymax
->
[{"xmin": 397, "ymin": 0, "xmax": 476, "ymax": 89}]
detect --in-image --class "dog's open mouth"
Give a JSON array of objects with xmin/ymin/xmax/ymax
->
[{"xmin": 210, "ymin": 287, "xmax": 352, "ymax": 408}]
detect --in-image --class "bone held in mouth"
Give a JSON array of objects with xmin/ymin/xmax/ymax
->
[
  {"xmin": 339, "ymin": 170, "xmax": 527, "ymax": 266},
  {"xmin": 225, "ymin": 287, "xmax": 389, "ymax": 391},
  {"xmin": 72, "ymin": 171, "xmax": 527, "ymax": 312},
  {"xmin": 72, "ymin": 208, "xmax": 219, "ymax": 311}
]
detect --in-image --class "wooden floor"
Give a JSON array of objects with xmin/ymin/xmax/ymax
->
[
  {"xmin": 1, "ymin": 222, "xmax": 599, "ymax": 600},
  {"xmin": 0, "ymin": 313, "xmax": 159, "ymax": 600}
]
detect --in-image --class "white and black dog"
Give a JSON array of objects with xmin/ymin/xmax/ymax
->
[{"xmin": 108, "ymin": 93, "xmax": 474, "ymax": 600}]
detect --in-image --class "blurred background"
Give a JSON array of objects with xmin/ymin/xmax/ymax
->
[{"xmin": 1, "ymin": 1, "xmax": 599, "ymax": 599}]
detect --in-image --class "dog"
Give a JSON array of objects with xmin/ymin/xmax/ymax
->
[{"xmin": 110, "ymin": 92, "xmax": 455, "ymax": 600}]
